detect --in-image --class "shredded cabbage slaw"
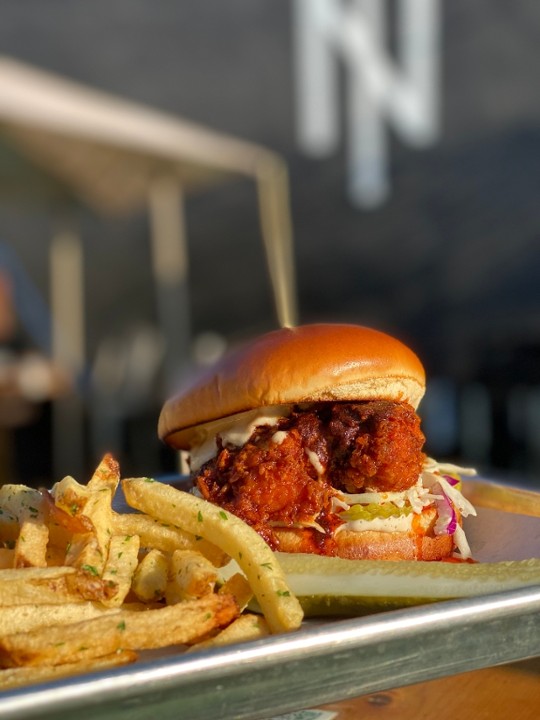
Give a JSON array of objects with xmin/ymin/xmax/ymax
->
[{"xmin": 334, "ymin": 458, "xmax": 478, "ymax": 558}]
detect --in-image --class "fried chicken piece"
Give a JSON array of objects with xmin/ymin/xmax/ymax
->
[
  {"xmin": 195, "ymin": 401, "xmax": 425, "ymax": 543},
  {"xmin": 196, "ymin": 423, "xmax": 334, "ymax": 544},
  {"xmin": 327, "ymin": 401, "xmax": 425, "ymax": 493}
]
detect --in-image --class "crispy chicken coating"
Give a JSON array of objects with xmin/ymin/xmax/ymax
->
[
  {"xmin": 196, "ymin": 422, "xmax": 334, "ymax": 544},
  {"xmin": 194, "ymin": 401, "xmax": 425, "ymax": 546},
  {"xmin": 327, "ymin": 401, "xmax": 425, "ymax": 493}
]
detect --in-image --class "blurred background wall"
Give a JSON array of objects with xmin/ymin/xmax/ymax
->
[{"xmin": 0, "ymin": 0, "xmax": 539, "ymax": 486}]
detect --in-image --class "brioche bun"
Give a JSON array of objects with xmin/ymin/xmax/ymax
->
[{"xmin": 159, "ymin": 323, "xmax": 425, "ymax": 450}]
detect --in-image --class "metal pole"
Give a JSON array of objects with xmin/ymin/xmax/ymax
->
[
  {"xmin": 49, "ymin": 222, "xmax": 86, "ymax": 481},
  {"xmin": 148, "ymin": 177, "xmax": 191, "ymax": 396},
  {"xmin": 256, "ymin": 157, "xmax": 298, "ymax": 328}
]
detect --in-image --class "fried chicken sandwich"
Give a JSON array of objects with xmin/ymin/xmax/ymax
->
[{"xmin": 158, "ymin": 324, "xmax": 476, "ymax": 561}]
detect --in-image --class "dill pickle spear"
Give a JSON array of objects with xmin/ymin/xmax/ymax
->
[{"xmin": 275, "ymin": 552, "xmax": 540, "ymax": 617}]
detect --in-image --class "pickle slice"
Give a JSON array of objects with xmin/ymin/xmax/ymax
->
[{"xmin": 275, "ymin": 552, "xmax": 540, "ymax": 617}]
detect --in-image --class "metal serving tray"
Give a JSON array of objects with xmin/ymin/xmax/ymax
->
[
  {"xmin": 2, "ymin": 585, "xmax": 540, "ymax": 720},
  {"xmin": 2, "ymin": 476, "xmax": 540, "ymax": 720}
]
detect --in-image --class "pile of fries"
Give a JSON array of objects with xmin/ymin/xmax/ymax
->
[{"xmin": 0, "ymin": 455, "xmax": 303, "ymax": 691}]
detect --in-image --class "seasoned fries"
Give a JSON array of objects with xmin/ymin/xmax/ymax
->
[
  {"xmin": 131, "ymin": 548, "xmax": 168, "ymax": 602},
  {"xmin": 0, "ymin": 566, "xmax": 113, "ymax": 605},
  {"xmin": 0, "ymin": 486, "xmax": 48, "ymax": 568},
  {"xmin": 218, "ymin": 572, "xmax": 254, "ymax": 611},
  {"xmin": 0, "ymin": 454, "xmax": 303, "ymax": 691},
  {"xmin": 54, "ymin": 475, "xmax": 114, "ymax": 575},
  {"xmin": 87, "ymin": 453, "xmax": 121, "ymax": 494},
  {"xmin": 0, "ymin": 651, "xmax": 137, "ymax": 691},
  {"xmin": 0, "ymin": 602, "xmax": 118, "ymax": 636},
  {"xmin": 187, "ymin": 613, "xmax": 271, "ymax": 653},
  {"xmin": 112, "ymin": 512, "xmax": 227, "ymax": 566},
  {"xmin": 100, "ymin": 534, "xmax": 140, "ymax": 607},
  {"xmin": 122, "ymin": 478, "xmax": 304, "ymax": 634},
  {"xmin": 165, "ymin": 549, "xmax": 218, "ymax": 603},
  {"xmin": 0, "ymin": 595, "xmax": 238, "ymax": 668}
]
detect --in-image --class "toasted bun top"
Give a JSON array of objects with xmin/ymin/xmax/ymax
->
[{"xmin": 159, "ymin": 323, "xmax": 426, "ymax": 449}]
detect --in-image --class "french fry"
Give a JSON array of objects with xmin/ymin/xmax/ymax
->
[
  {"xmin": 87, "ymin": 453, "xmax": 121, "ymax": 494},
  {"xmin": 0, "ymin": 566, "xmax": 78, "ymax": 605},
  {"xmin": 0, "ymin": 650, "xmax": 137, "ymax": 691},
  {"xmin": 14, "ymin": 519, "xmax": 49, "ymax": 569},
  {"xmin": 0, "ymin": 455, "xmax": 304, "ymax": 691},
  {"xmin": 0, "ymin": 566, "xmax": 115, "ymax": 606},
  {"xmin": 53, "ymin": 476, "xmax": 114, "ymax": 576},
  {"xmin": 52, "ymin": 476, "xmax": 95, "ymax": 518},
  {"xmin": 165, "ymin": 549, "xmax": 218, "ymax": 604},
  {"xmin": 0, "ymin": 486, "xmax": 42, "ymax": 521},
  {"xmin": 218, "ymin": 572, "xmax": 253, "ymax": 612},
  {"xmin": 42, "ymin": 492, "xmax": 89, "ymax": 565},
  {"xmin": 0, "ymin": 602, "xmax": 119, "ymax": 636},
  {"xmin": 121, "ymin": 478, "xmax": 304, "ymax": 633},
  {"xmin": 41, "ymin": 489, "xmax": 93, "ymax": 534},
  {"xmin": 187, "ymin": 613, "xmax": 270, "ymax": 652},
  {"xmin": 112, "ymin": 512, "xmax": 228, "ymax": 567},
  {"xmin": 101, "ymin": 534, "xmax": 140, "ymax": 607},
  {"xmin": 0, "ymin": 593, "xmax": 239, "ymax": 668},
  {"xmin": 0, "ymin": 486, "xmax": 49, "ymax": 568},
  {"xmin": 131, "ymin": 549, "xmax": 169, "ymax": 602}
]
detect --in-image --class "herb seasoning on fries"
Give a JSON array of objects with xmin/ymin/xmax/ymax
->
[{"xmin": 0, "ymin": 454, "xmax": 303, "ymax": 691}]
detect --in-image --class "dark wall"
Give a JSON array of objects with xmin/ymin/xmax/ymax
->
[{"xmin": 1, "ymin": 1, "xmax": 539, "ymax": 480}]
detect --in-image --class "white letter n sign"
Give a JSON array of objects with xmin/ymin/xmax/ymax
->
[{"xmin": 293, "ymin": 0, "xmax": 441, "ymax": 208}]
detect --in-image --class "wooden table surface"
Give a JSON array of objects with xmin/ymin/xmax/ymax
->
[{"xmin": 316, "ymin": 657, "xmax": 540, "ymax": 719}]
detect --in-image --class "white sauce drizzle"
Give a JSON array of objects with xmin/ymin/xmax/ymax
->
[
  {"xmin": 305, "ymin": 448, "xmax": 324, "ymax": 476},
  {"xmin": 271, "ymin": 430, "xmax": 288, "ymax": 445},
  {"xmin": 189, "ymin": 405, "xmax": 290, "ymax": 471}
]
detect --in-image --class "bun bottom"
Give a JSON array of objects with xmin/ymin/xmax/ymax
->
[{"xmin": 272, "ymin": 527, "xmax": 454, "ymax": 561}]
